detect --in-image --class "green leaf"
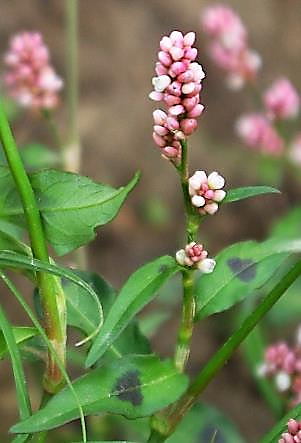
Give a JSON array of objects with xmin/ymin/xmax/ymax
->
[
  {"xmin": 0, "ymin": 220, "xmax": 30, "ymax": 256},
  {"xmin": 64, "ymin": 271, "xmax": 151, "ymax": 362},
  {"xmin": 223, "ymin": 186, "xmax": 280, "ymax": 203},
  {"xmin": 261, "ymin": 401, "xmax": 301, "ymax": 442},
  {"xmin": 86, "ymin": 256, "xmax": 179, "ymax": 367},
  {"xmin": 166, "ymin": 402, "xmax": 245, "ymax": 443},
  {"xmin": 195, "ymin": 238, "xmax": 301, "ymax": 320},
  {"xmin": 0, "ymin": 166, "xmax": 140, "ymax": 255},
  {"xmin": 270, "ymin": 205, "xmax": 301, "ymax": 238},
  {"xmin": 21, "ymin": 144, "xmax": 60, "ymax": 170},
  {"xmin": 0, "ymin": 250, "xmax": 103, "ymax": 343},
  {"xmin": 0, "ymin": 326, "xmax": 38, "ymax": 359},
  {"xmin": 0, "ymin": 304, "xmax": 31, "ymax": 441},
  {"xmin": 11, "ymin": 355, "xmax": 189, "ymax": 433},
  {"xmin": 139, "ymin": 311, "xmax": 170, "ymax": 338}
]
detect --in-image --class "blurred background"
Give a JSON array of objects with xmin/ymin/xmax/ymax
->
[{"xmin": 0, "ymin": 0, "xmax": 301, "ymax": 441}]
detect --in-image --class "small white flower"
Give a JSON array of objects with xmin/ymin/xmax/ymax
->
[
  {"xmin": 208, "ymin": 171, "xmax": 225, "ymax": 190},
  {"xmin": 275, "ymin": 371, "xmax": 291, "ymax": 392},
  {"xmin": 188, "ymin": 170, "xmax": 207, "ymax": 194},
  {"xmin": 175, "ymin": 249, "xmax": 186, "ymax": 266},
  {"xmin": 191, "ymin": 195, "xmax": 205, "ymax": 208},
  {"xmin": 152, "ymin": 75, "xmax": 171, "ymax": 92},
  {"xmin": 198, "ymin": 258, "xmax": 216, "ymax": 274}
]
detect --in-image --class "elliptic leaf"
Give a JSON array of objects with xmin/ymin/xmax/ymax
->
[
  {"xmin": 195, "ymin": 238, "xmax": 301, "ymax": 320},
  {"xmin": 11, "ymin": 355, "xmax": 188, "ymax": 433}
]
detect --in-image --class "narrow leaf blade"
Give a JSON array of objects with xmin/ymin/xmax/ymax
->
[
  {"xmin": 86, "ymin": 256, "xmax": 179, "ymax": 367},
  {"xmin": 224, "ymin": 186, "xmax": 280, "ymax": 203}
]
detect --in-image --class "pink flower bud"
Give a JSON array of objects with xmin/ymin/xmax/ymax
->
[
  {"xmin": 180, "ymin": 118, "xmax": 198, "ymax": 135},
  {"xmin": 182, "ymin": 82, "xmax": 196, "ymax": 95},
  {"xmin": 170, "ymin": 61, "xmax": 187, "ymax": 76},
  {"xmin": 169, "ymin": 104, "xmax": 185, "ymax": 116},
  {"xmin": 187, "ymin": 104, "xmax": 205, "ymax": 118},
  {"xmin": 167, "ymin": 81, "xmax": 182, "ymax": 97},
  {"xmin": 170, "ymin": 46, "xmax": 184, "ymax": 61},
  {"xmin": 170, "ymin": 31, "xmax": 184, "ymax": 46},
  {"xmin": 155, "ymin": 62, "xmax": 168, "ymax": 76},
  {"xmin": 164, "ymin": 94, "xmax": 181, "ymax": 107},
  {"xmin": 149, "ymin": 91, "xmax": 164, "ymax": 101},
  {"xmin": 162, "ymin": 146, "xmax": 179, "ymax": 157},
  {"xmin": 288, "ymin": 419, "xmax": 299, "ymax": 435},
  {"xmin": 152, "ymin": 132, "xmax": 166, "ymax": 147},
  {"xmin": 184, "ymin": 47, "xmax": 198, "ymax": 61},
  {"xmin": 182, "ymin": 96, "xmax": 199, "ymax": 111},
  {"xmin": 153, "ymin": 125, "xmax": 169, "ymax": 136},
  {"xmin": 183, "ymin": 32, "xmax": 196, "ymax": 46},
  {"xmin": 160, "ymin": 36, "xmax": 172, "ymax": 52},
  {"xmin": 158, "ymin": 50, "xmax": 172, "ymax": 67},
  {"xmin": 177, "ymin": 71, "xmax": 194, "ymax": 83},
  {"xmin": 166, "ymin": 116, "xmax": 180, "ymax": 130},
  {"xmin": 153, "ymin": 109, "xmax": 167, "ymax": 125}
]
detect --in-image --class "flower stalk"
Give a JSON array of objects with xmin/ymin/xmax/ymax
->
[{"xmin": 0, "ymin": 100, "xmax": 66, "ymax": 393}]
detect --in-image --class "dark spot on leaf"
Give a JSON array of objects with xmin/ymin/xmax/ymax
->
[
  {"xmin": 159, "ymin": 265, "xmax": 169, "ymax": 273},
  {"xmin": 113, "ymin": 370, "xmax": 143, "ymax": 406},
  {"xmin": 227, "ymin": 257, "xmax": 257, "ymax": 282},
  {"xmin": 199, "ymin": 425, "xmax": 225, "ymax": 443}
]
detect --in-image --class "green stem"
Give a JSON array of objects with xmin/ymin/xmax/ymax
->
[
  {"xmin": 173, "ymin": 139, "xmax": 200, "ymax": 371},
  {"xmin": 64, "ymin": 0, "xmax": 81, "ymax": 173},
  {"xmin": 0, "ymin": 101, "xmax": 66, "ymax": 393},
  {"xmin": 174, "ymin": 270, "xmax": 196, "ymax": 372},
  {"xmin": 156, "ymin": 259, "xmax": 301, "ymax": 440}
]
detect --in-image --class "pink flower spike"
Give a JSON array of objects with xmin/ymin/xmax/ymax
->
[
  {"xmin": 150, "ymin": 30, "xmax": 205, "ymax": 164},
  {"xmin": 4, "ymin": 31, "xmax": 63, "ymax": 111}
]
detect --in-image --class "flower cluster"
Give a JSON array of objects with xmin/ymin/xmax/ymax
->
[
  {"xmin": 188, "ymin": 170, "xmax": 226, "ymax": 215},
  {"xmin": 235, "ymin": 113, "xmax": 284, "ymax": 156},
  {"xmin": 4, "ymin": 32, "xmax": 63, "ymax": 111},
  {"xmin": 176, "ymin": 242, "xmax": 216, "ymax": 273},
  {"xmin": 279, "ymin": 419, "xmax": 301, "ymax": 443},
  {"xmin": 150, "ymin": 31, "xmax": 205, "ymax": 164},
  {"xmin": 258, "ymin": 326, "xmax": 301, "ymax": 406},
  {"xmin": 201, "ymin": 5, "xmax": 261, "ymax": 90}
]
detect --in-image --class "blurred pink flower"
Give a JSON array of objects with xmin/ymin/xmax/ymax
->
[
  {"xmin": 258, "ymin": 326, "xmax": 301, "ymax": 408},
  {"xmin": 201, "ymin": 5, "xmax": 261, "ymax": 89},
  {"xmin": 188, "ymin": 170, "xmax": 226, "ymax": 215},
  {"xmin": 150, "ymin": 31, "xmax": 205, "ymax": 164},
  {"xmin": 176, "ymin": 242, "xmax": 216, "ymax": 273},
  {"xmin": 235, "ymin": 113, "xmax": 284, "ymax": 155},
  {"xmin": 4, "ymin": 31, "xmax": 63, "ymax": 111},
  {"xmin": 263, "ymin": 78, "xmax": 300, "ymax": 120}
]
